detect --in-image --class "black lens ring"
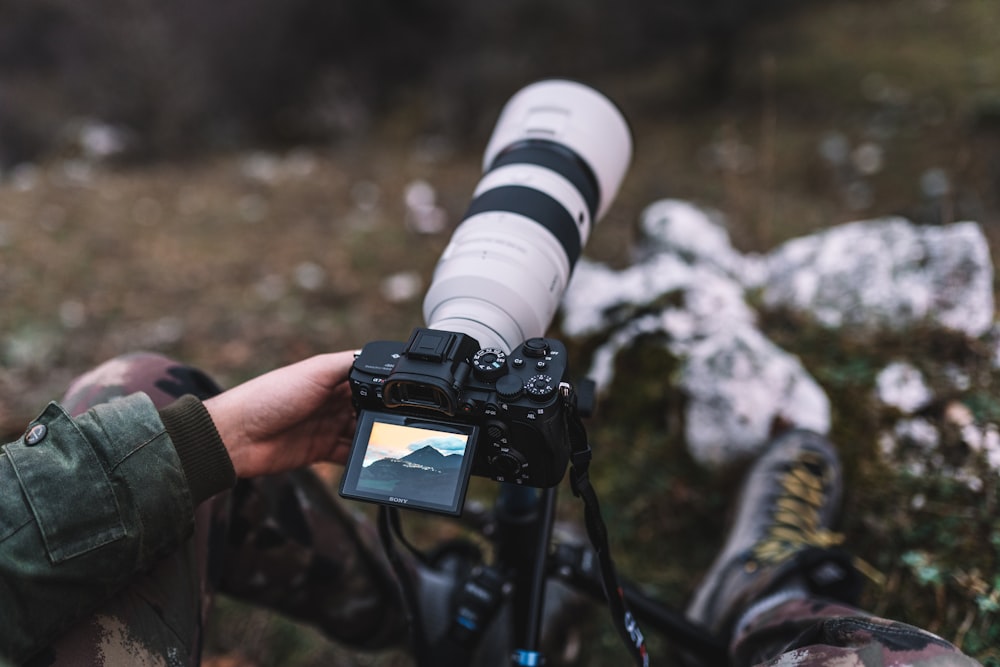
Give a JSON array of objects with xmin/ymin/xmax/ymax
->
[
  {"xmin": 487, "ymin": 139, "xmax": 600, "ymax": 219},
  {"xmin": 462, "ymin": 185, "xmax": 581, "ymax": 266}
]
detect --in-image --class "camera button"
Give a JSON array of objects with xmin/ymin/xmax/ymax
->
[
  {"xmin": 535, "ymin": 360, "xmax": 547, "ymax": 370},
  {"xmin": 496, "ymin": 375, "xmax": 524, "ymax": 400},
  {"xmin": 522, "ymin": 338, "xmax": 550, "ymax": 358}
]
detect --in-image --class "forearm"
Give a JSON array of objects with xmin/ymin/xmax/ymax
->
[{"xmin": 0, "ymin": 392, "xmax": 235, "ymax": 662}]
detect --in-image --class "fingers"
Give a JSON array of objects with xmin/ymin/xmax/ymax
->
[
  {"xmin": 331, "ymin": 434, "xmax": 354, "ymax": 466},
  {"xmin": 299, "ymin": 351, "xmax": 358, "ymax": 390},
  {"xmin": 204, "ymin": 350, "xmax": 361, "ymax": 476}
]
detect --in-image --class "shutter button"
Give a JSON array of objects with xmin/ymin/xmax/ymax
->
[{"xmin": 25, "ymin": 423, "xmax": 48, "ymax": 445}]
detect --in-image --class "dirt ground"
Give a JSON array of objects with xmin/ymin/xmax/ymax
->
[{"xmin": 2, "ymin": 1, "xmax": 1000, "ymax": 664}]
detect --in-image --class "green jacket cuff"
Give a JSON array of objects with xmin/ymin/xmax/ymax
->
[{"xmin": 158, "ymin": 395, "xmax": 236, "ymax": 504}]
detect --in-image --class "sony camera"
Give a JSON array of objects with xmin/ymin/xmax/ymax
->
[
  {"xmin": 339, "ymin": 79, "xmax": 632, "ymax": 516},
  {"xmin": 340, "ymin": 328, "xmax": 573, "ymax": 515}
]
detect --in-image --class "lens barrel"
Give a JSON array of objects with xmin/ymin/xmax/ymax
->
[{"xmin": 423, "ymin": 80, "xmax": 632, "ymax": 352}]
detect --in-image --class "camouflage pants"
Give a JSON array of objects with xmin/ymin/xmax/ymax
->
[
  {"xmin": 27, "ymin": 352, "xmax": 406, "ymax": 667},
  {"xmin": 26, "ymin": 353, "xmax": 982, "ymax": 667},
  {"xmin": 734, "ymin": 598, "xmax": 982, "ymax": 666}
]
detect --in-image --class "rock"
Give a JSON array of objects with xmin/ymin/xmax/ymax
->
[
  {"xmin": 680, "ymin": 325, "xmax": 830, "ymax": 467},
  {"xmin": 381, "ymin": 271, "xmax": 424, "ymax": 303},
  {"xmin": 880, "ymin": 419, "xmax": 935, "ymax": 477},
  {"xmin": 964, "ymin": 423, "xmax": 1000, "ymax": 473},
  {"xmin": 561, "ymin": 255, "xmax": 754, "ymax": 343},
  {"xmin": 879, "ymin": 414, "xmax": 1000, "ymax": 491},
  {"xmin": 761, "ymin": 218, "xmax": 994, "ymax": 337},
  {"xmin": 404, "ymin": 179, "xmax": 447, "ymax": 234},
  {"xmin": 561, "ymin": 200, "xmax": 996, "ymax": 468},
  {"xmin": 563, "ymin": 200, "xmax": 829, "ymax": 466},
  {"xmin": 875, "ymin": 361, "xmax": 933, "ymax": 414},
  {"xmin": 635, "ymin": 199, "xmax": 766, "ymax": 286}
]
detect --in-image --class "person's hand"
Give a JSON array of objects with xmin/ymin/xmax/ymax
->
[{"xmin": 203, "ymin": 352, "xmax": 358, "ymax": 478}]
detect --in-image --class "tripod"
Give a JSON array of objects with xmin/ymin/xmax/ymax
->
[{"xmin": 377, "ymin": 424, "xmax": 730, "ymax": 666}]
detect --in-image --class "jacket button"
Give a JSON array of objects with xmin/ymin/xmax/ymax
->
[{"xmin": 25, "ymin": 423, "xmax": 47, "ymax": 445}]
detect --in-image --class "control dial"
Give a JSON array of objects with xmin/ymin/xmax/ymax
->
[
  {"xmin": 525, "ymin": 374, "xmax": 557, "ymax": 401},
  {"xmin": 522, "ymin": 338, "xmax": 550, "ymax": 358},
  {"xmin": 495, "ymin": 375, "xmax": 524, "ymax": 401},
  {"xmin": 472, "ymin": 348, "xmax": 508, "ymax": 381},
  {"xmin": 485, "ymin": 420, "xmax": 509, "ymax": 442},
  {"xmin": 490, "ymin": 448, "xmax": 527, "ymax": 479}
]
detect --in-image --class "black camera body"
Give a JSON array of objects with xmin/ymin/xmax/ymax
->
[{"xmin": 340, "ymin": 327, "xmax": 572, "ymax": 515}]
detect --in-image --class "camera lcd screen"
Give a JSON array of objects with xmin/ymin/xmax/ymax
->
[{"xmin": 339, "ymin": 410, "xmax": 478, "ymax": 516}]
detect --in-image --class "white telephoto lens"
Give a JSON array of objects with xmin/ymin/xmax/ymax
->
[
  {"xmin": 423, "ymin": 80, "xmax": 632, "ymax": 352},
  {"xmin": 482, "ymin": 79, "xmax": 632, "ymax": 221}
]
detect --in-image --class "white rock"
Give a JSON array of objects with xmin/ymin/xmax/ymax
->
[
  {"xmin": 294, "ymin": 262, "xmax": 326, "ymax": 291},
  {"xmin": 561, "ymin": 255, "xmax": 695, "ymax": 338},
  {"xmin": 637, "ymin": 200, "xmax": 733, "ymax": 265},
  {"xmin": 762, "ymin": 218, "xmax": 994, "ymax": 337},
  {"xmin": 404, "ymin": 179, "xmax": 447, "ymax": 234},
  {"xmin": 893, "ymin": 417, "xmax": 940, "ymax": 453},
  {"xmin": 560, "ymin": 201, "xmax": 995, "ymax": 469},
  {"xmin": 77, "ymin": 120, "xmax": 130, "ymax": 161},
  {"xmin": 680, "ymin": 326, "xmax": 831, "ymax": 467},
  {"xmin": 381, "ymin": 271, "xmax": 423, "ymax": 303},
  {"xmin": 875, "ymin": 362, "xmax": 933, "ymax": 414},
  {"xmin": 562, "ymin": 255, "xmax": 756, "ymax": 343},
  {"xmin": 635, "ymin": 198, "xmax": 765, "ymax": 286}
]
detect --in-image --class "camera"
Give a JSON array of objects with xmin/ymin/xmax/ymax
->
[
  {"xmin": 339, "ymin": 80, "xmax": 632, "ymax": 515},
  {"xmin": 340, "ymin": 328, "xmax": 573, "ymax": 514}
]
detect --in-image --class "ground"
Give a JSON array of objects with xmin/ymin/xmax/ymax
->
[{"xmin": 2, "ymin": 0, "xmax": 999, "ymax": 664}]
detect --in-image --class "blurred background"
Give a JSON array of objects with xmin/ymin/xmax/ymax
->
[{"xmin": 1, "ymin": 0, "xmax": 999, "ymax": 664}]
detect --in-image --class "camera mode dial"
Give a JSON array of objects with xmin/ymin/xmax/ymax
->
[{"xmin": 472, "ymin": 348, "xmax": 508, "ymax": 381}]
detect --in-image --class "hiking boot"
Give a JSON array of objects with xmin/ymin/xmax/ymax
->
[{"xmin": 686, "ymin": 429, "xmax": 862, "ymax": 641}]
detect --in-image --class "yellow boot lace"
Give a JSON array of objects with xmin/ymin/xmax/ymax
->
[{"xmin": 747, "ymin": 450, "xmax": 845, "ymax": 570}]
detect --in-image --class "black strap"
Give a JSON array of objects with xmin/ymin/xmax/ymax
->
[
  {"xmin": 564, "ymin": 395, "xmax": 650, "ymax": 667},
  {"xmin": 379, "ymin": 394, "xmax": 651, "ymax": 666},
  {"xmin": 378, "ymin": 507, "xmax": 433, "ymax": 661}
]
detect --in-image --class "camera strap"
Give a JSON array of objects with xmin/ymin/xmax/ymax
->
[{"xmin": 563, "ymin": 394, "xmax": 650, "ymax": 667}]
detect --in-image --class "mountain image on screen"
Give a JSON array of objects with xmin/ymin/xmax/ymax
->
[{"xmin": 358, "ymin": 439, "xmax": 466, "ymax": 506}]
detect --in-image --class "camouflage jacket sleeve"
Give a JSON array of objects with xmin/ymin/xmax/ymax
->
[{"xmin": 0, "ymin": 392, "xmax": 235, "ymax": 663}]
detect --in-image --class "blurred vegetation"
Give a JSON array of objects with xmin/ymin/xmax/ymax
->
[
  {"xmin": 2, "ymin": 0, "xmax": 1000, "ymax": 665},
  {"xmin": 0, "ymin": 0, "xmax": 823, "ymax": 165}
]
